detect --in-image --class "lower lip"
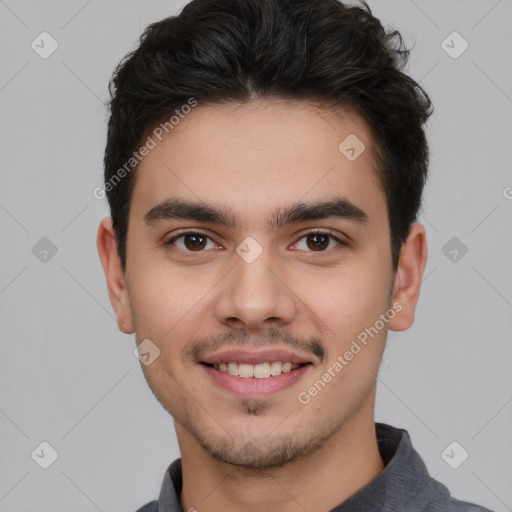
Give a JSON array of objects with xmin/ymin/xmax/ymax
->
[{"xmin": 200, "ymin": 364, "xmax": 312, "ymax": 398}]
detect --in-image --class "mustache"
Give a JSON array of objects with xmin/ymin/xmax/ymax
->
[{"xmin": 183, "ymin": 327, "xmax": 326, "ymax": 364}]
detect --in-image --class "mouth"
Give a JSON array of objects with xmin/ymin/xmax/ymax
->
[
  {"xmin": 199, "ymin": 358, "xmax": 314, "ymax": 398},
  {"xmin": 200, "ymin": 361, "xmax": 311, "ymax": 378}
]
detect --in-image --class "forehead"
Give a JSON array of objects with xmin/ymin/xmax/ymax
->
[{"xmin": 131, "ymin": 99, "xmax": 386, "ymax": 230}]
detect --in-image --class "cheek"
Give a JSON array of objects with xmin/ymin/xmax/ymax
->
[
  {"xmin": 129, "ymin": 259, "xmax": 213, "ymax": 334},
  {"xmin": 298, "ymin": 264, "xmax": 391, "ymax": 336},
  {"xmin": 297, "ymin": 267, "xmax": 391, "ymax": 390}
]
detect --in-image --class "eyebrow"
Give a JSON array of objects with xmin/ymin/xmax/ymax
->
[{"xmin": 143, "ymin": 197, "xmax": 369, "ymax": 231}]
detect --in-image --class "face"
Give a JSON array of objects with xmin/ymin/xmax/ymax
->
[{"xmin": 98, "ymin": 99, "xmax": 426, "ymax": 470}]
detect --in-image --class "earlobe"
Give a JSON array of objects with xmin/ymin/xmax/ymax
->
[
  {"xmin": 388, "ymin": 222, "xmax": 428, "ymax": 332},
  {"xmin": 96, "ymin": 218, "xmax": 135, "ymax": 334}
]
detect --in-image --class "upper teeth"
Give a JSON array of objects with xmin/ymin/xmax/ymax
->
[{"xmin": 214, "ymin": 361, "xmax": 301, "ymax": 378}]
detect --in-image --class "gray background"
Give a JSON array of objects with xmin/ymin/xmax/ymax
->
[{"xmin": 0, "ymin": 0, "xmax": 511, "ymax": 511}]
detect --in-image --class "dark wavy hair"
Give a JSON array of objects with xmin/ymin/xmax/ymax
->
[{"xmin": 103, "ymin": 0, "xmax": 433, "ymax": 271}]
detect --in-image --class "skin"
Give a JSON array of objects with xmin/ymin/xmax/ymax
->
[{"xmin": 97, "ymin": 99, "xmax": 427, "ymax": 512}]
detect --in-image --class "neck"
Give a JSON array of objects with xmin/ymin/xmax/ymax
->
[{"xmin": 177, "ymin": 407, "xmax": 385, "ymax": 512}]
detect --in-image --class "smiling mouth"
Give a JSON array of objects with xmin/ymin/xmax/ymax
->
[{"xmin": 200, "ymin": 361, "xmax": 311, "ymax": 378}]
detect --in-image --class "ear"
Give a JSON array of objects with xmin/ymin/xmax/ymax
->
[
  {"xmin": 388, "ymin": 222, "xmax": 428, "ymax": 332},
  {"xmin": 96, "ymin": 217, "xmax": 134, "ymax": 334}
]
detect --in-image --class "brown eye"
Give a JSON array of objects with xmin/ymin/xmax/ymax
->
[
  {"xmin": 183, "ymin": 234, "xmax": 207, "ymax": 251},
  {"xmin": 306, "ymin": 233, "xmax": 330, "ymax": 251},
  {"xmin": 165, "ymin": 232, "xmax": 215, "ymax": 252},
  {"xmin": 293, "ymin": 231, "xmax": 344, "ymax": 253}
]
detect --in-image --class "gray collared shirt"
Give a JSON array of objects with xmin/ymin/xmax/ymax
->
[{"xmin": 136, "ymin": 423, "xmax": 494, "ymax": 512}]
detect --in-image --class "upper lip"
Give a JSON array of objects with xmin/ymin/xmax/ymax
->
[{"xmin": 200, "ymin": 348, "xmax": 315, "ymax": 365}]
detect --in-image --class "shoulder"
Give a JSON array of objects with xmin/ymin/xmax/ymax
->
[
  {"xmin": 423, "ymin": 494, "xmax": 495, "ymax": 512},
  {"xmin": 133, "ymin": 458, "xmax": 183, "ymax": 512},
  {"xmin": 375, "ymin": 423, "xmax": 494, "ymax": 512},
  {"xmin": 134, "ymin": 500, "xmax": 158, "ymax": 512}
]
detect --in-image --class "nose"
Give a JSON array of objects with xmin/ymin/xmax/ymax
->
[{"xmin": 213, "ymin": 247, "xmax": 297, "ymax": 332}]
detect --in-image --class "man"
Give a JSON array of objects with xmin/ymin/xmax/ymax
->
[{"xmin": 97, "ymin": 0, "xmax": 494, "ymax": 510}]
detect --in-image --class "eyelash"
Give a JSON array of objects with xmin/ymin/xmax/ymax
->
[{"xmin": 164, "ymin": 229, "xmax": 346, "ymax": 254}]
